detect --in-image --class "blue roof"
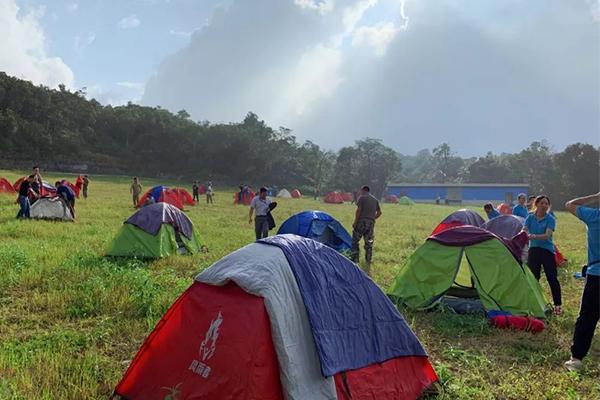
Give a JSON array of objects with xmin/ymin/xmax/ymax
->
[{"xmin": 277, "ymin": 210, "xmax": 352, "ymax": 252}]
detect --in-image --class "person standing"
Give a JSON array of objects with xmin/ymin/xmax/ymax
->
[
  {"xmin": 249, "ymin": 187, "xmax": 271, "ymax": 240},
  {"xmin": 82, "ymin": 175, "xmax": 90, "ymax": 199},
  {"xmin": 512, "ymin": 193, "xmax": 528, "ymax": 218},
  {"xmin": 351, "ymin": 185, "xmax": 382, "ymax": 272},
  {"xmin": 564, "ymin": 193, "xmax": 600, "ymax": 372},
  {"xmin": 206, "ymin": 181, "xmax": 214, "ymax": 204},
  {"xmin": 192, "ymin": 181, "xmax": 200, "ymax": 203},
  {"xmin": 16, "ymin": 175, "xmax": 36, "ymax": 219},
  {"xmin": 523, "ymin": 195, "xmax": 562, "ymax": 315},
  {"xmin": 130, "ymin": 177, "xmax": 142, "ymax": 208},
  {"xmin": 31, "ymin": 165, "xmax": 42, "ymax": 196}
]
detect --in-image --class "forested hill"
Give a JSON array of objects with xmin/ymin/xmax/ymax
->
[{"xmin": 0, "ymin": 72, "xmax": 598, "ymax": 203}]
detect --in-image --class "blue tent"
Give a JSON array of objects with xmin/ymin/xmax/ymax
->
[{"xmin": 277, "ymin": 210, "xmax": 352, "ymax": 252}]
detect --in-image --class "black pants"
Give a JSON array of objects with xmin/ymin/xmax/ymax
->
[
  {"xmin": 193, "ymin": 192, "xmax": 199, "ymax": 202},
  {"xmin": 255, "ymin": 216, "xmax": 269, "ymax": 240},
  {"xmin": 571, "ymin": 275, "xmax": 599, "ymax": 360},
  {"xmin": 528, "ymin": 247, "xmax": 562, "ymax": 306}
]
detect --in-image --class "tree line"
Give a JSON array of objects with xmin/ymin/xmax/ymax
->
[{"xmin": 0, "ymin": 72, "xmax": 598, "ymax": 205}]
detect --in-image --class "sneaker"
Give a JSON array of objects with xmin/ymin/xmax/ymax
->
[
  {"xmin": 564, "ymin": 358, "xmax": 582, "ymax": 372},
  {"xmin": 554, "ymin": 305, "xmax": 562, "ymax": 316}
]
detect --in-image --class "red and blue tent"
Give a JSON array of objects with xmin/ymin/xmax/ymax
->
[
  {"xmin": 113, "ymin": 235, "xmax": 438, "ymax": 400},
  {"xmin": 431, "ymin": 209, "xmax": 485, "ymax": 235},
  {"xmin": 137, "ymin": 186, "xmax": 185, "ymax": 210}
]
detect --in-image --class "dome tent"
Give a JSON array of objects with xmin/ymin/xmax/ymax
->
[
  {"xmin": 137, "ymin": 186, "xmax": 185, "ymax": 210},
  {"xmin": 30, "ymin": 197, "xmax": 74, "ymax": 221},
  {"xmin": 113, "ymin": 235, "xmax": 438, "ymax": 400},
  {"xmin": 277, "ymin": 188, "xmax": 292, "ymax": 198},
  {"xmin": 107, "ymin": 203, "xmax": 201, "ymax": 258},
  {"xmin": 291, "ymin": 189, "xmax": 302, "ymax": 198},
  {"xmin": 277, "ymin": 211, "xmax": 352, "ymax": 252},
  {"xmin": 324, "ymin": 191, "xmax": 344, "ymax": 204},
  {"xmin": 431, "ymin": 209, "xmax": 485, "ymax": 235},
  {"xmin": 399, "ymin": 196, "xmax": 415, "ymax": 205},
  {"xmin": 0, "ymin": 177, "xmax": 15, "ymax": 194},
  {"xmin": 388, "ymin": 226, "xmax": 549, "ymax": 318},
  {"xmin": 386, "ymin": 195, "xmax": 399, "ymax": 203}
]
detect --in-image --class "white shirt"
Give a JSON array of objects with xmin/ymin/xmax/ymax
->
[{"xmin": 250, "ymin": 196, "xmax": 271, "ymax": 216}]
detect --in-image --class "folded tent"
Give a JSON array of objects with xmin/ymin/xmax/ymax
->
[
  {"xmin": 113, "ymin": 235, "xmax": 438, "ymax": 400},
  {"xmin": 107, "ymin": 202, "xmax": 201, "ymax": 258}
]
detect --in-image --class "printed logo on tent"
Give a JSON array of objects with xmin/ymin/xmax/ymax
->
[{"xmin": 188, "ymin": 311, "xmax": 223, "ymax": 379}]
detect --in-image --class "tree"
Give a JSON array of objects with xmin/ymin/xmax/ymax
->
[{"xmin": 431, "ymin": 143, "xmax": 463, "ymax": 182}]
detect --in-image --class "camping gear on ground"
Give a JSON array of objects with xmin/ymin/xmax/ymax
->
[
  {"xmin": 291, "ymin": 189, "xmax": 302, "ymax": 198},
  {"xmin": 388, "ymin": 225, "xmax": 549, "ymax": 318},
  {"xmin": 488, "ymin": 313, "xmax": 545, "ymax": 334},
  {"xmin": 277, "ymin": 210, "xmax": 352, "ymax": 253},
  {"xmin": 431, "ymin": 209, "xmax": 485, "ymax": 235},
  {"xmin": 440, "ymin": 296, "xmax": 485, "ymax": 314},
  {"xmin": 30, "ymin": 197, "xmax": 74, "ymax": 221},
  {"xmin": 324, "ymin": 191, "xmax": 344, "ymax": 204},
  {"xmin": 276, "ymin": 189, "xmax": 292, "ymax": 198},
  {"xmin": 399, "ymin": 196, "xmax": 415, "ymax": 205},
  {"xmin": 107, "ymin": 203, "xmax": 201, "ymax": 258},
  {"xmin": 137, "ymin": 186, "xmax": 185, "ymax": 210},
  {"xmin": 113, "ymin": 235, "xmax": 438, "ymax": 400},
  {"xmin": 386, "ymin": 195, "xmax": 399, "ymax": 204},
  {"xmin": 0, "ymin": 177, "xmax": 15, "ymax": 194}
]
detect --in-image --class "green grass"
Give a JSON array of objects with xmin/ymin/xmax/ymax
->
[{"xmin": 0, "ymin": 170, "xmax": 598, "ymax": 399}]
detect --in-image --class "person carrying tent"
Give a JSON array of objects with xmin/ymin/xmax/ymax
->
[
  {"xmin": 564, "ymin": 192, "xmax": 600, "ymax": 372},
  {"xmin": 56, "ymin": 181, "xmax": 76, "ymax": 218},
  {"xmin": 483, "ymin": 203, "xmax": 500, "ymax": 220},
  {"xmin": 249, "ymin": 187, "xmax": 272, "ymax": 240},
  {"xmin": 513, "ymin": 193, "xmax": 528, "ymax": 218},
  {"xmin": 16, "ymin": 175, "xmax": 36, "ymax": 219},
  {"xmin": 206, "ymin": 181, "xmax": 214, "ymax": 204},
  {"xmin": 192, "ymin": 181, "xmax": 199, "ymax": 203},
  {"xmin": 351, "ymin": 185, "xmax": 382, "ymax": 271},
  {"xmin": 130, "ymin": 177, "xmax": 142, "ymax": 208},
  {"xmin": 523, "ymin": 195, "xmax": 562, "ymax": 315}
]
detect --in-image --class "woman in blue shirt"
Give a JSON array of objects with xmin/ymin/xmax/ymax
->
[{"xmin": 523, "ymin": 195, "xmax": 562, "ymax": 315}]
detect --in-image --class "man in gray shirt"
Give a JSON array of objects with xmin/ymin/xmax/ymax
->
[
  {"xmin": 249, "ymin": 187, "xmax": 272, "ymax": 240},
  {"xmin": 351, "ymin": 185, "xmax": 382, "ymax": 272}
]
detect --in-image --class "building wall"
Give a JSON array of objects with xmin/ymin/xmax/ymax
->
[{"xmin": 387, "ymin": 185, "xmax": 528, "ymax": 203}]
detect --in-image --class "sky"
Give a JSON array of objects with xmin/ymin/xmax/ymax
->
[{"xmin": 1, "ymin": 0, "xmax": 599, "ymax": 155}]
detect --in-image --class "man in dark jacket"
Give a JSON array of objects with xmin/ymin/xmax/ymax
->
[{"xmin": 351, "ymin": 185, "xmax": 382, "ymax": 273}]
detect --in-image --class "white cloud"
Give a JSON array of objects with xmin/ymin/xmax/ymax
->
[
  {"xmin": 169, "ymin": 29, "xmax": 193, "ymax": 38},
  {"xmin": 118, "ymin": 14, "xmax": 140, "ymax": 29},
  {"xmin": 117, "ymin": 81, "xmax": 144, "ymax": 90},
  {"xmin": 588, "ymin": 0, "xmax": 600, "ymax": 21},
  {"xmin": 294, "ymin": 0, "xmax": 334, "ymax": 15},
  {"xmin": 352, "ymin": 22, "xmax": 398, "ymax": 56},
  {"xmin": 67, "ymin": 2, "xmax": 78, "ymax": 13},
  {"xmin": 342, "ymin": 0, "xmax": 377, "ymax": 33},
  {"xmin": 0, "ymin": 0, "xmax": 74, "ymax": 88}
]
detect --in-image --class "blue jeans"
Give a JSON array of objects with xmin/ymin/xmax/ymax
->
[{"xmin": 17, "ymin": 195, "xmax": 30, "ymax": 218}]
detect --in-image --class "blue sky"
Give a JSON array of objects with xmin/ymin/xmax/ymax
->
[{"xmin": 1, "ymin": 0, "xmax": 599, "ymax": 155}]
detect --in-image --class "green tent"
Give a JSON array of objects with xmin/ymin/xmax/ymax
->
[
  {"xmin": 398, "ymin": 196, "xmax": 415, "ymax": 205},
  {"xmin": 107, "ymin": 203, "xmax": 201, "ymax": 258},
  {"xmin": 388, "ymin": 226, "xmax": 549, "ymax": 318}
]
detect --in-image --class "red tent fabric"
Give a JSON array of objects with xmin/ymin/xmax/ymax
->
[
  {"xmin": 341, "ymin": 192, "xmax": 354, "ymax": 202},
  {"xmin": 497, "ymin": 203, "xmax": 512, "ymax": 215},
  {"xmin": 137, "ymin": 188, "xmax": 185, "ymax": 210},
  {"xmin": 114, "ymin": 282, "xmax": 284, "ymax": 400},
  {"xmin": 386, "ymin": 195, "xmax": 399, "ymax": 204},
  {"xmin": 234, "ymin": 190, "xmax": 255, "ymax": 205},
  {"xmin": 199, "ymin": 184, "xmax": 207, "ymax": 195},
  {"xmin": 114, "ymin": 281, "xmax": 438, "ymax": 400},
  {"xmin": 62, "ymin": 180, "xmax": 80, "ymax": 198},
  {"xmin": 0, "ymin": 178, "xmax": 15, "ymax": 194},
  {"xmin": 172, "ymin": 188, "xmax": 196, "ymax": 206},
  {"xmin": 489, "ymin": 315, "xmax": 545, "ymax": 334},
  {"xmin": 324, "ymin": 192, "xmax": 344, "ymax": 204},
  {"xmin": 13, "ymin": 177, "xmax": 25, "ymax": 191},
  {"xmin": 291, "ymin": 189, "xmax": 302, "ymax": 199}
]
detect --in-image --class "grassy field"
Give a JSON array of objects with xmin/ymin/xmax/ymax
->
[{"xmin": 0, "ymin": 170, "xmax": 598, "ymax": 400}]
